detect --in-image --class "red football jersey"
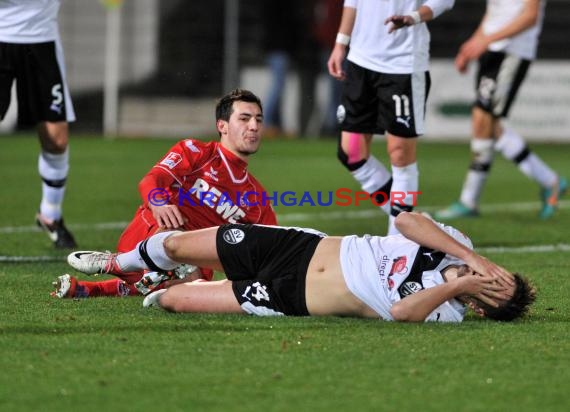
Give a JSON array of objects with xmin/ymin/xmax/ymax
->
[{"xmin": 143, "ymin": 139, "xmax": 277, "ymax": 230}]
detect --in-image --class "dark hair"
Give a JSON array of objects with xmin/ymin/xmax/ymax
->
[
  {"xmin": 481, "ymin": 273, "xmax": 536, "ymax": 321},
  {"xmin": 215, "ymin": 88, "xmax": 263, "ymax": 122}
]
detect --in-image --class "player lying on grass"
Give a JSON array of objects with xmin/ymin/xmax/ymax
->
[
  {"xmin": 59, "ymin": 212, "xmax": 535, "ymax": 322},
  {"xmin": 52, "ymin": 89, "xmax": 277, "ymax": 298}
]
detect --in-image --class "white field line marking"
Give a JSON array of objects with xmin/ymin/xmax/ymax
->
[
  {"xmin": 0, "ymin": 200, "xmax": 568, "ymax": 233},
  {"xmin": 2, "ymin": 243, "xmax": 569, "ymax": 263},
  {"xmin": 0, "ymin": 255, "xmax": 65, "ymax": 263}
]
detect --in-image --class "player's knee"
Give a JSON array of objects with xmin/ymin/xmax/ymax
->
[
  {"xmin": 157, "ymin": 289, "xmax": 177, "ymax": 312},
  {"xmin": 39, "ymin": 122, "xmax": 69, "ymax": 153},
  {"xmin": 337, "ymin": 144, "xmax": 366, "ymax": 171},
  {"xmin": 163, "ymin": 233, "xmax": 184, "ymax": 261}
]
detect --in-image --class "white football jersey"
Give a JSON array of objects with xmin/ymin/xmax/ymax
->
[
  {"xmin": 340, "ymin": 223, "xmax": 471, "ymax": 322},
  {"xmin": 0, "ymin": 0, "xmax": 61, "ymax": 43},
  {"xmin": 483, "ymin": 0, "xmax": 545, "ymax": 60},
  {"xmin": 344, "ymin": 0, "xmax": 455, "ymax": 74}
]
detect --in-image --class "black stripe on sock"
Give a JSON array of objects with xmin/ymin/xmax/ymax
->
[
  {"xmin": 372, "ymin": 178, "xmax": 393, "ymax": 204},
  {"xmin": 138, "ymin": 239, "xmax": 166, "ymax": 272},
  {"xmin": 469, "ymin": 162, "xmax": 492, "ymax": 172},
  {"xmin": 41, "ymin": 177, "xmax": 67, "ymax": 188},
  {"xmin": 513, "ymin": 146, "xmax": 531, "ymax": 164},
  {"xmin": 390, "ymin": 203, "xmax": 414, "ymax": 217}
]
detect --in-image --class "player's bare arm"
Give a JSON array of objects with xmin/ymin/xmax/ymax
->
[
  {"xmin": 457, "ymin": 0, "xmax": 540, "ymax": 69},
  {"xmin": 395, "ymin": 212, "xmax": 514, "ymax": 286},
  {"xmin": 327, "ymin": 6, "xmax": 355, "ymax": 80},
  {"xmin": 390, "ymin": 272, "xmax": 505, "ymax": 322}
]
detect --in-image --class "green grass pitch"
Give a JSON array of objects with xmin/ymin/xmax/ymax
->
[{"xmin": 0, "ymin": 134, "xmax": 568, "ymax": 411}]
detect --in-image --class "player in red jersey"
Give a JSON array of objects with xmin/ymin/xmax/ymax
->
[{"xmin": 53, "ymin": 89, "xmax": 277, "ymax": 298}]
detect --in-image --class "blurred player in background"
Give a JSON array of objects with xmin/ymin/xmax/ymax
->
[
  {"xmin": 0, "ymin": 0, "xmax": 77, "ymax": 248},
  {"xmin": 53, "ymin": 89, "xmax": 277, "ymax": 298},
  {"xmin": 436, "ymin": 0, "xmax": 567, "ymax": 221},
  {"xmin": 328, "ymin": 0, "xmax": 455, "ymax": 236}
]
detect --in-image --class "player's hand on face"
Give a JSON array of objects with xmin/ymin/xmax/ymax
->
[
  {"xmin": 149, "ymin": 204, "xmax": 186, "ymax": 229},
  {"xmin": 464, "ymin": 253, "xmax": 515, "ymax": 288},
  {"xmin": 456, "ymin": 274, "xmax": 508, "ymax": 308}
]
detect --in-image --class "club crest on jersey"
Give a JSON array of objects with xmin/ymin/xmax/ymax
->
[
  {"xmin": 223, "ymin": 228, "xmax": 245, "ymax": 244},
  {"xmin": 399, "ymin": 281, "xmax": 423, "ymax": 297},
  {"xmin": 160, "ymin": 152, "xmax": 183, "ymax": 169},
  {"xmin": 336, "ymin": 104, "xmax": 346, "ymax": 123}
]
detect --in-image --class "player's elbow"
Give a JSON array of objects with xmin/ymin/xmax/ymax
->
[
  {"xmin": 390, "ymin": 301, "xmax": 422, "ymax": 322},
  {"xmin": 394, "ymin": 211, "xmax": 414, "ymax": 232}
]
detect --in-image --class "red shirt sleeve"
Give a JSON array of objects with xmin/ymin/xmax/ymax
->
[{"xmin": 139, "ymin": 139, "xmax": 203, "ymax": 205}]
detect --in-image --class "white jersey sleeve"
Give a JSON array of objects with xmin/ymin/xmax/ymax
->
[
  {"xmin": 422, "ymin": 270, "xmax": 467, "ymax": 322},
  {"xmin": 483, "ymin": 0, "xmax": 544, "ymax": 60}
]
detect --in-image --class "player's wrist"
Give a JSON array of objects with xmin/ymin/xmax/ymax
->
[
  {"xmin": 335, "ymin": 32, "xmax": 350, "ymax": 46},
  {"xmin": 408, "ymin": 11, "xmax": 421, "ymax": 25}
]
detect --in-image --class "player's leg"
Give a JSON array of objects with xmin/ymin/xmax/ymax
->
[
  {"xmin": 148, "ymin": 279, "xmax": 242, "ymax": 313},
  {"xmin": 436, "ymin": 52, "xmax": 506, "ymax": 220},
  {"xmin": 51, "ymin": 274, "xmax": 139, "ymax": 298},
  {"xmin": 36, "ymin": 121, "xmax": 74, "ymax": 243},
  {"xmin": 458, "ymin": 107, "xmax": 496, "ymax": 213},
  {"xmin": 70, "ymin": 227, "xmax": 223, "ymax": 276},
  {"xmin": 380, "ymin": 71, "xmax": 428, "ymax": 234},
  {"xmin": 488, "ymin": 56, "xmax": 567, "ymax": 219},
  {"xmin": 23, "ymin": 41, "xmax": 77, "ymax": 247},
  {"xmin": 385, "ymin": 134, "xmax": 418, "ymax": 235},
  {"xmin": 337, "ymin": 61, "xmax": 392, "ymax": 216}
]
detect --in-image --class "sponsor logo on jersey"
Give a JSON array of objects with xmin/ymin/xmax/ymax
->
[
  {"xmin": 377, "ymin": 255, "xmax": 390, "ymax": 280},
  {"xmin": 387, "ymin": 256, "xmax": 408, "ymax": 290},
  {"xmin": 205, "ymin": 166, "xmax": 219, "ymax": 182},
  {"xmin": 399, "ymin": 281, "xmax": 423, "ymax": 297},
  {"xmin": 222, "ymin": 228, "xmax": 245, "ymax": 244},
  {"xmin": 182, "ymin": 178, "xmax": 247, "ymax": 223},
  {"xmin": 160, "ymin": 152, "xmax": 183, "ymax": 169}
]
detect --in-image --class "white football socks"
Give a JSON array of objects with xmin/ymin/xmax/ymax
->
[
  {"xmin": 388, "ymin": 162, "xmax": 419, "ymax": 235},
  {"xmin": 116, "ymin": 231, "xmax": 181, "ymax": 272},
  {"xmin": 351, "ymin": 155, "xmax": 392, "ymax": 215},
  {"xmin": 459, "ymin": 139, "xmax": 494, "ymax": 209},
  {"xmin": 38, "ymin": 149, "xmax": 69, "ymax": 221},
  {"xmin": 496, "ymin": 126, "xmax": 557, "ymax": 188}
]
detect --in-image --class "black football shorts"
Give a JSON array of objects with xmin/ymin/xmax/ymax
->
[
  {"xmin": 216, "ymin": 224, "xmax": 325, "ymax": 316},
  {"xmin": 338, "ymin": 61, "xmax": 431, "ymax": 137},
  {"xmin": 0, "ymin": 41, "xmax": 74, "ymax": 126},
  {"xmin": 474, "ymin": 51, "xmax": 531, "ymax": 118}
]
